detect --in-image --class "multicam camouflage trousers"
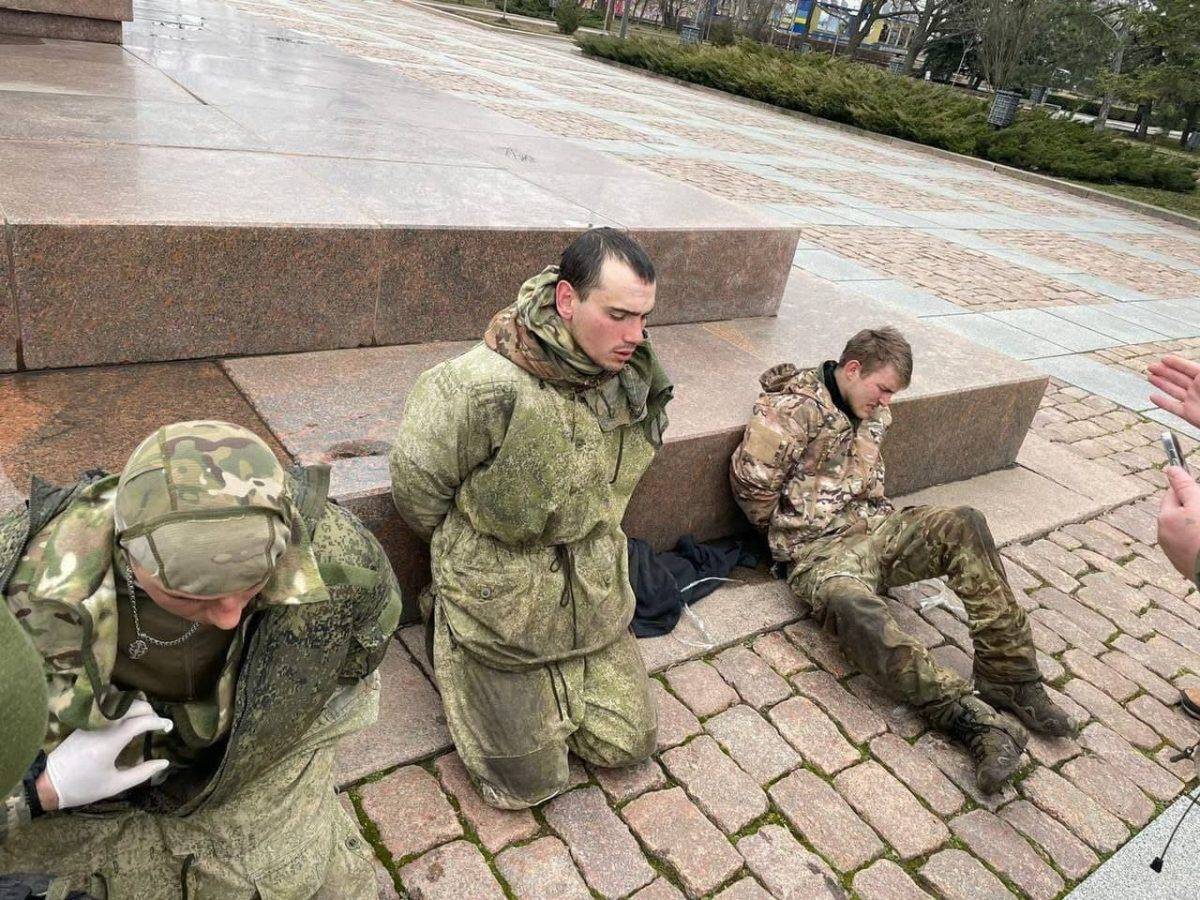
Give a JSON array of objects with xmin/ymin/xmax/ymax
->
[
  {"xmin": 0, "ymin": 677, "xmax": 380, "ymax": 900},
  {"xmin": 788, "ymin": 505, "xmax": 1040, "ymax": 711},
  {"xmin": 432, "ymin": 605, "xmax": 657, "ymax": 810}
]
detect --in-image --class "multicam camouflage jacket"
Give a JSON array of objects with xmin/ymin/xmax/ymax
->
[
  {"xmin": 1, "ymin": 467, "xmax": 401, "ymax": 838},
  {"xmin": 730, "ymin": 364, "xmax": 893, "ymax": 563}
]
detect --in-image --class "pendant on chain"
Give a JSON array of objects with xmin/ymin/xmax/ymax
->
[{"xmin": 128, "ymin": 639, "xmax": 149, "ymax": 660}]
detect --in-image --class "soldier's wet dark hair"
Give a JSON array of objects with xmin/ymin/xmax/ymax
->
[
  {"xmin": 839, "ymin": 326, "xmax": 913, "ymax": 387},
  {"xmin": 559, "ymin": 227, "xmax": 655, "ymax": 300}
]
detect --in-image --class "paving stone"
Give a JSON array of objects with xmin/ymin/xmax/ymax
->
[
  {"xmin": 736, "ymin": 824, "xmax": 843, "ymax": 899},
  {"xmin": 1146, "ymin": 634, "xmax": 1200, "ymax": 676},
  {"xmin": 869, "ymin": 733, "xmax": 965, "ymax": 816},
  {"xmin": 704, "ymin": 704, "xmax": 801, "ymax": 785},
  {"xmin": 359, "ymin": 765, "xmax": 462, "ymax": 862},
  {"xmin": 885, "ymin": 597, "xmax": 946, "ymax": 648},
  {"xmin": 1076, "ymin": 573, "xmax": 1153, "ymax": 638},
  {"xmin": 1154, "ymin": 744, "xmax": 1197, "ymax": 782},
  {"xmin": 665, "ymin": 660, "xmax": 741, "ymax": 718},
  {"xmin": 1031, "ymin": 587, "xmax": 1117, "ymax": 641},
  {"xmin": 919, "ymin": 849, "xmax": 1010, "ymax": 900},
  {"xmin": 914, "ymin": 733, "xmax": 1017, "ymax": 811},
  {"xmin": 784, "ymin": 619, "xmax": 854, "ymax": 677},
  {"xmin": 631, "ymin": 879, "xmax": 686, "ymax": 900},
  {"xmin": 652, "ymin": 681, "xmax": 703, "ymax": 751},
  {"xmin": 1036, "ymin": 650, "xmax": 1065, "ymax": 683},
  {"xmin": 434, "ymin": 753, "xmax": 538, "ymax": 854},
  {"xmin": 711, "ymin": 878, "xmax": 772, "ymax": 900},
  {"xmin": 1004, "ymin": 545, "xmax": 1079, "ymax": 594},
  {"xmin": 713, "ymin": 644, "xmax": 793, "ymax": 710},
  {"xmin": 1064, "ymin": 678, "xmax": 1160, "ymax": 749},
  {"xmin": 544, "ymin": 787, "xmax": 656, "ymax": 899},
  {"xmin": 1061, "ymin": 754, "xmax": 1155, "ymax": 827},
  {"xmin": 1127, "ymin": 555, "xmax": 1194, "ymax": 598},
  {"xmin": 622, "ymin": 787, "xmax": 743, "ymax": 899},
  {"xmin": 792, "ymin": 669, "xmax": 887, "ymax": 743},
  {"xmin": 768, "ymin": 696, "xmax": 861, "ymax": 775},
  {"xmin": 590, "ymin": 757, "xmax": 667, "ymax": 804},
  {"xmin": 661, "ymin": 734, "xmax": 768, "ymax": 834},
  {"xmin": 1101, "ymin": 648, "xmax": 1180, "ymax": 704},
  {"xmin": 399, "ymin": 840, "xmax": 505, "ymax": 900},
  {"xmin": 851, "ymin": 859, "xmax": 932, "ymax": 900},
  {"xmin": 834, "ymin": 761, "xmax": 949, "ymax": 859},
  {"xmin": 930, "ymin": 644, "xmax": 973, "ymax": 682},
  {"xmin": 768, "ymin": 768, "xmax": 883, "ymax": 872},
  {"xmin": 1112, "ymin": 633, "xmax": 1183, "ymax": 679},
  {"xmin": 1075, "ymin": 548, "xmax": 1144, "ymax": 588},
  {"xmin": 1102, "ymin": 503, "xmax": 1159, "ymax": 545},
  {"xmin": 950, "ymin": 809, "xmax": 1063, "ymax": 900},
  {"xmin": 1026, "ymin": 731, "xmax": 1083, "ymax": 767},
  {"xmin": 1081, "ymin": 722, "xmax": 1185, "ymax": 802},
  {"xmin": 1143, "ymin": 607, "xmax": 1200, "ymax": 656},
  {"xmin": 999, "ymin": 799, "xmax": 1099, "ymax": 881},
  {"xmin": 1128, "ymin": 693, "xmax": 1200, "ymax": 749},
  {"xmin": 1028, "ymin": 616, "xmax": 1067, "ymax": 655},
  {"xmin": 1063, "ymin": 521, "xmax": 1134, "ymax": 562},
  {"xmin": 374, "ymin": 857, "xmax": 401, "ymax": 900},
  {"xmin": 752, "ymin": 630, "xmax": 813, "ymax": 676},
  {"xmin": 1028, "ymin": 608, "xmax": 1108, "ymax": 656},
  {"xmin": 1062, "ymin": 649, "xmax": 1139, "ymax": 701},
  {"xmin": 846, "ymin": 674, "xmax": 925, "ymax": 738},
  {"xmin": 1019, "ymin": 767, "xmax": 1128, "ymax": 853},
  {"xmin": 496, "ymin": 837, "xmax": 592, "ymax": 900},
  {"xmin": 1003, "ymin": 557, "xmax": 1042, "ymax": 597},
  {"xmin": 920, "ymin": 606, "xmax": 972, "ymax": 652}
]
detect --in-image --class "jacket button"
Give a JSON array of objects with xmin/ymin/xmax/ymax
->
[{"xmin": 480, "ymin": 587, "xmax": 493, "ymax": 599}]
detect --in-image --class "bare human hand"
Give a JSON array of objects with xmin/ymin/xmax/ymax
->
[
  {"xmin": 1148, "ymin": 355, "xmax": 1200, "ymax": 430},
  {"xmin": 1158, "ymin": 466, "xmax": 1200, "ymax": 582}
]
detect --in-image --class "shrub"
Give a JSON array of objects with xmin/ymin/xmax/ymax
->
[
  {"xmin": 506, "ymin": 0, "xmax": 551, "ymax": 17},
  {"xmin": 554, "ymin": 0, "xmax": 583, "ymax": 33},
  {"xmin": 575, "ymin": 36, "xmax": 1198, "ymax": 192},
  {"xmin": 708, "ymin": 21, "xmax": 736, "ymax": 47}
]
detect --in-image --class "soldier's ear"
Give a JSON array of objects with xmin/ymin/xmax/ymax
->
[{"xmin": 556, "ymin": 280, "xmax": 577, "ymax": 322}]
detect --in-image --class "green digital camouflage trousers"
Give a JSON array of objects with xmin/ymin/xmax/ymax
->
[
  {"xmin": 788, "ymin": 505, "xmax": 1040, "ymax": 711},
  {"xmin": 432, "ymin": 605, "xmax": 657, "ymax": 810},
  {"xmin": 0, "ymin": 678, "xmax": 380, "ymax": 900}
]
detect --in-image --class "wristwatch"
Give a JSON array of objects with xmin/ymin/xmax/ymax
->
[{"xmin": 21, "ymin": 750, "xmax": 48, "ymax": 818}]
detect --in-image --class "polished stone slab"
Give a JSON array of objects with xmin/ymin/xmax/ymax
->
[
  {"xmin": 1031, "ymin": 354, "xmax": 1155, "ymax": 412},
  {"xmin": 6, "ymin": 0, "xmax": 131, "ymax": 19},
  {"xmin": 0, "ymin": 8, "xmax": 122, "ymax": 41},
  {"xmin": 0, "ymin": 39, "xmax": 189, "ymax": 99},
  {"xmin": 0, "ymin": 265, "xmax": 17, "ymax": 373},
  {"xmin": 0, "ymin": 360, "xmax": 287, "ymax": 493}
]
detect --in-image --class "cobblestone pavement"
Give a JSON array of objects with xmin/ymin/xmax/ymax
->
[{"xmin": 184, "ymin": 1, "xmax": 1200, "ymax": 896}]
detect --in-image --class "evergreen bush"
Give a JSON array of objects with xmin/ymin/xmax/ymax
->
[
  {"xmin": 576, "ymin": 36, "xmax": 1197, "ymax": 192},
  {"xmin": 555, "ymin": 0, "xmax": 584, "ymax": 34}
]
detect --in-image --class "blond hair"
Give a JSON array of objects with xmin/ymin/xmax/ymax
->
[{"xmin": 839, "ymin": 326, "xmax": 912, "ymax": 387}]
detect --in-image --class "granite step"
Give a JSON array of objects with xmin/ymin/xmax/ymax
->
[
  {"xmin": 0, "ymin": 26, "xmax": 795, "ymax": 372},
  {"xmin": 223, "ymin": 272, "xmax": 1049, "ymax": 620}
]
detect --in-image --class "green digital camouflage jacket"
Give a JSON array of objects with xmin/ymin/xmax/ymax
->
[
  {"xmin": 390, "ymin": 343, "xmax": 660, "ymax": 671},
  {"xmin": 730, "ymin": 364, "xmax": 893, "ymax": 563},
  {"xmin": 1, "ymin": 467, "xmax": 402, "ymax": 838}
]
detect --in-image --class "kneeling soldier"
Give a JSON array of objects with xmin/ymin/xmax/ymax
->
[
  {"xmin": 391, "ymin": 228, "xmax": 672, "ymax": 809},
  {"xmin": 730, "ymin": 327, "xmax": 1076, "ymax": 793},
  {"xmin": 1, "ymin": 421, "xmax": 401, "ymax": 897}
]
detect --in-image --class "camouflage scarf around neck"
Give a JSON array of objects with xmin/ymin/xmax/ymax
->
[{"xmin": 484, "ymin": 265, "xmax": 673, "ymax": 446}]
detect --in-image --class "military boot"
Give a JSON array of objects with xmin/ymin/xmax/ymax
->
[
  {"xmin": 976, "ymin": 676, "xmax": 1080, "ymax": 738},
  {"xmin": 925, "ymin": 694, "xmax": 1027, "ymax": 794}
]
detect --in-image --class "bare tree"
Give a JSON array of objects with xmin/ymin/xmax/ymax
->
[
  {"xmin": 970, "ymin": 0, "xmax": 1052, "ymax": 90},
  {"xmin": 901, "ymin": 0, "xmax": 969, "ymax": 75}
]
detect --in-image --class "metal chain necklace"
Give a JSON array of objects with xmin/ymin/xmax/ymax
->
[{"xmin": 122, "ymin": 557, "xmax": 200, "ymax": 660}]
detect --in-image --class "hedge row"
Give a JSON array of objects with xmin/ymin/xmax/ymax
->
[{"xmin": 578, "ymin": 37, "xmax": 1197, "ymax": 193}]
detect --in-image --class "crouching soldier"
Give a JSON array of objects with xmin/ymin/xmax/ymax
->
[
  {"xmin": 730, "ymin": 327, "xmax": 1076, "ymax": 794},
  {"xmin": 391, "ymin": 227, "xmax": 673, "ymax": 809},
  {"xmin": 1, "ymin": 421, "xmax": 402, "ymax": 897}
]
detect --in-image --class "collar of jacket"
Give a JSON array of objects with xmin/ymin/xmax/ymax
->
[{"xmin": 757, "ymin": 363, "xmax": 891, "ymax": 433}]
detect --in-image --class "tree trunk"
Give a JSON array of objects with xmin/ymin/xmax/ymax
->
[
  {"xmin": 845, "ymin": 11, "xmax": 870, "ymax": 56},
  {"xmin": 1134, "ymin": 101, "xmax": 1152, "ymax": 140},
  {"xmin": 1093, "ymin": 32, "xmax": 1126, "ymax": 133},
  {"xmin": 902, "ymin": 5, "xmax": 936, "ymax": 76},
  {"xmin": 1181, "ymin": 103, "xmax": 1199, "ymax": 150}
]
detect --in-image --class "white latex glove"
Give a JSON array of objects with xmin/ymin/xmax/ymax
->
[{"xmin": 45, "ymin": 699, "xmax": 173, "ymax": 809}]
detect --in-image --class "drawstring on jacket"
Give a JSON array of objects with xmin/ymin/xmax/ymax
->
[
  {"xmin": 609, "ymin": 429, "xmax": 625, "ymax": 484},
  {"xmin": 550, "ymin": 545, "xmax": 578, "ymax": 648}
]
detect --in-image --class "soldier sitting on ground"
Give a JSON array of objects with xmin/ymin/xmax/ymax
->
[
  {"xmin": 730, "ymin": 327, "xmax": 1077, "ymax": 793},
  {"xmin": 390, "ymin": 227, "xmax": 672, "ymax": 809},
  {"xmin": 1, "ymin": 421, "xmax": 401, "ymax": 898}
]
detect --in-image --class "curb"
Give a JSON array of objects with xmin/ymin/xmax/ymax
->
[
  {"xmin": 583, "ymin": 53, "xmax": 1200, "ymax": 233},
  {"xmin": 412, "ymin": 1, "xmax": 576, "ymax": 43}
]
